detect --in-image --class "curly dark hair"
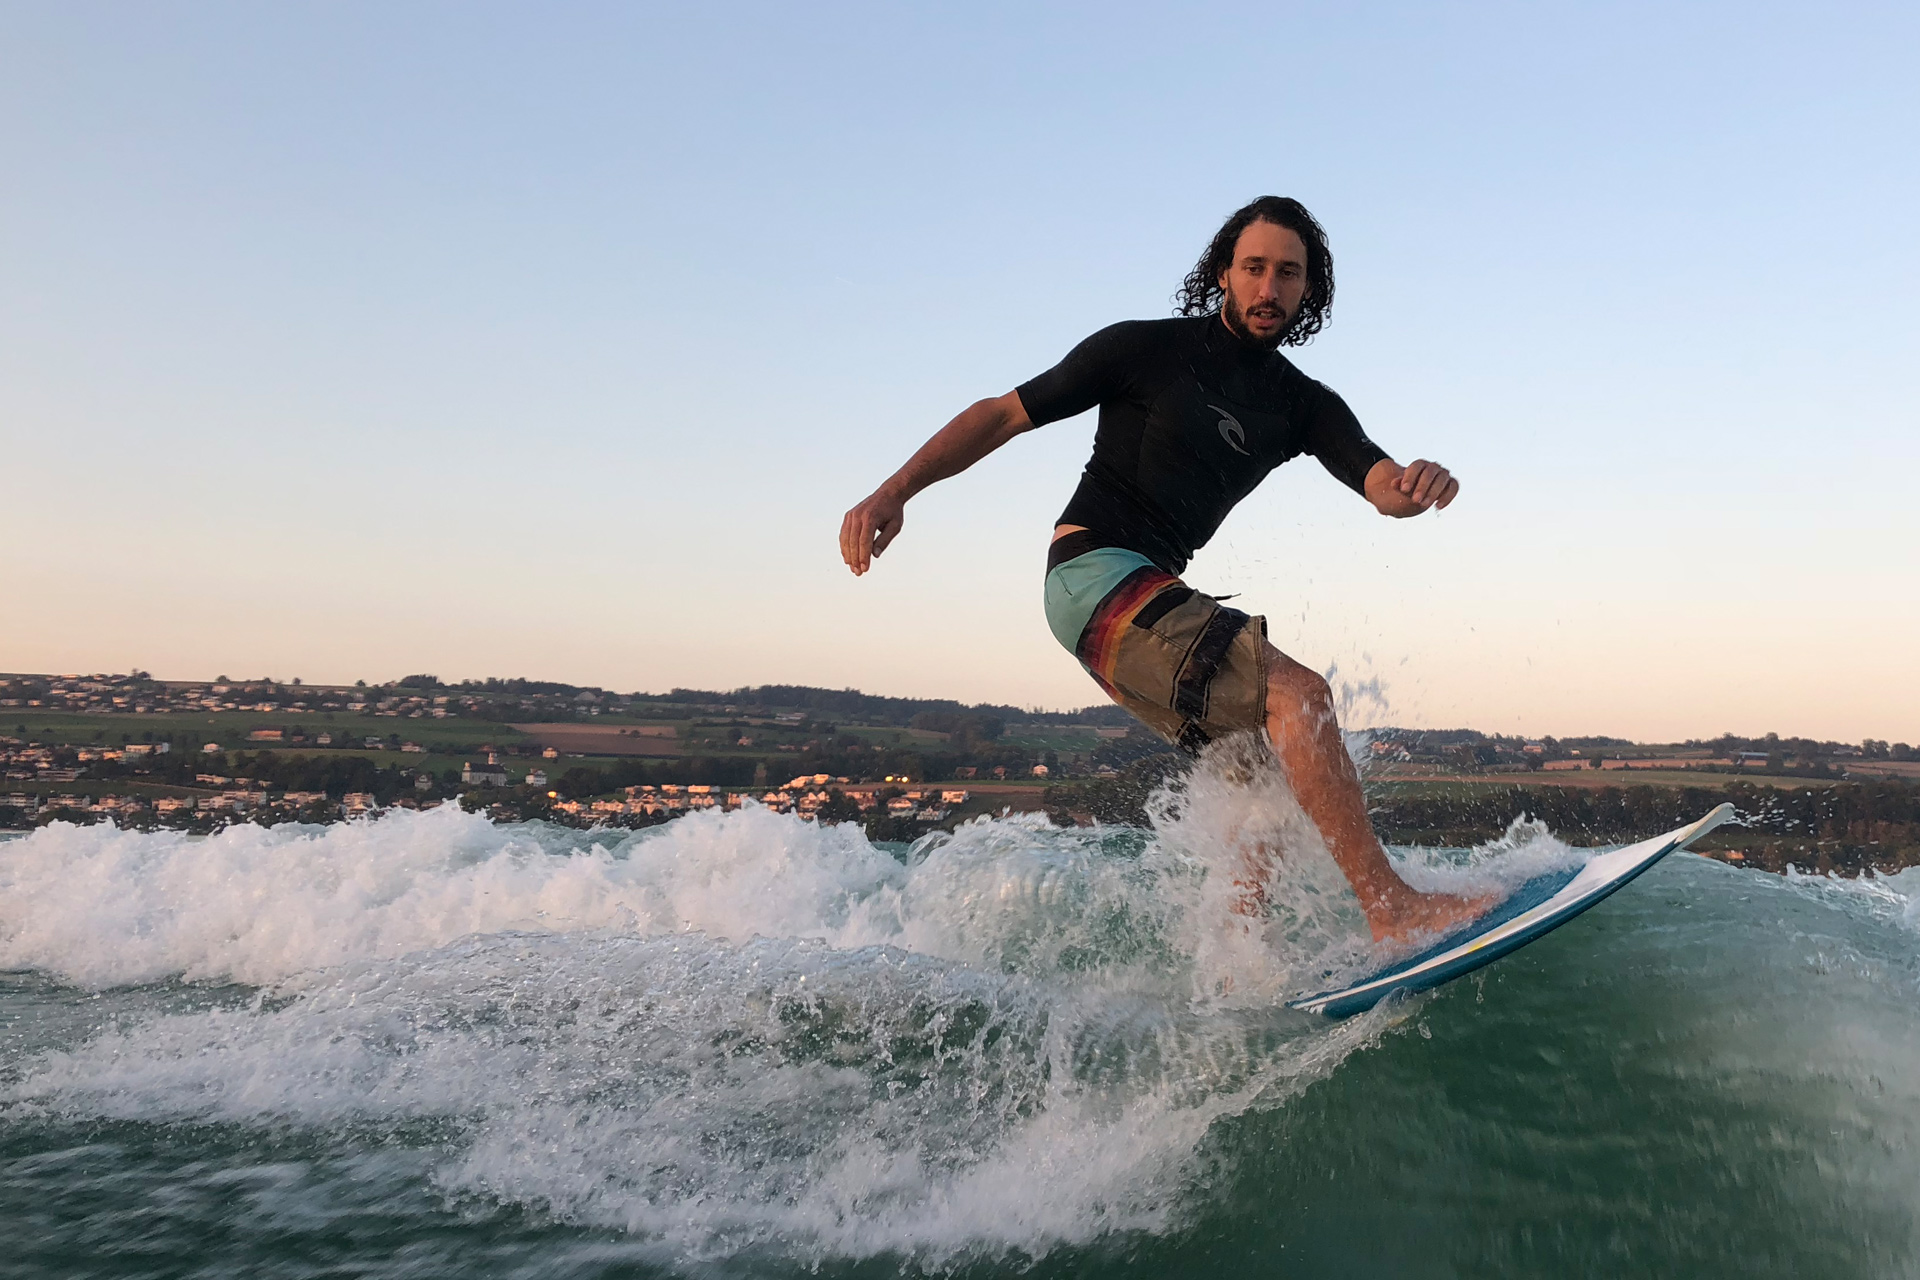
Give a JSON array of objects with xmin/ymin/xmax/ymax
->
[{"xmin": 1175, "ymin": 196, "xmax": 1334, "ymax": 345}]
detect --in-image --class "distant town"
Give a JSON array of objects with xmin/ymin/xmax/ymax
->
[
  {"xmin": 0, "ymin": 670, "xmax": 1131, "ymax": 830},
  {"xmin": 1, "ymin": 669, "xmax": 1914, "ymax": 874}
]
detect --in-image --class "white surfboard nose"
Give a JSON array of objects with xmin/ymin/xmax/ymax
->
[
  {"xmin": 1676, "ymin": 803, "xmax": 1736, "ymax": 850},
  {"xmin": 1290, "ymin": 806, "xmax": 1733, "ymax": 1019}
]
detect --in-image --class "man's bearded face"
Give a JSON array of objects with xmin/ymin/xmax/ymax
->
[{"xmin": 1217, "ymin": 220, "xmax": 1309, "ymax": 350}]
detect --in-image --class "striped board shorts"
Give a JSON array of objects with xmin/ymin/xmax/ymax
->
[{"xmin": 1043, "ymin": 530, "xmax": 1269, "ymax": 754}]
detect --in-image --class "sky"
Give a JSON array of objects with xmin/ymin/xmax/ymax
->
[{"xmin": 1, "ymin": 1, "xmax": 1915, "ymax": 742}]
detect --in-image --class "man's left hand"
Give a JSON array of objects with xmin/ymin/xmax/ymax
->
[{"xmin": 1365, "ymin": 458, "xmax": 1459, "ymax": 517}]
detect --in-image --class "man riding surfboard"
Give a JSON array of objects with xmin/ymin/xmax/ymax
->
[{"xmin": 840, "ymin": 197, "xmax": 1490, "ymax": 943}]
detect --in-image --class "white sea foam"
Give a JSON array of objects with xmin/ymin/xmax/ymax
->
[
  {"xmin": 1782, "ymin": 861, "xmax": 1920, "ymax": 936},
  {"xmin": 0, "ymin": 802, "xmax": 907, "ymax": 988},
  {"xmin": 0, "ymin": 758, "xmax": 1579, "ymax": 1264}
]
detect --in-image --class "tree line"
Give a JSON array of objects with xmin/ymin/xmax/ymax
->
[
  {"xmin": 1049, "ymin": 764, "xmax": 1920, "ymax": 877},
  {"xmin": 628, "ymin": 683, "xmax": 1134, "ymax": 729}
]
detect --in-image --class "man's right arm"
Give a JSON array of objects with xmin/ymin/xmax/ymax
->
[{"xmin": 838, "ymin": 390, "xmax": 1033, "ymax": 576}]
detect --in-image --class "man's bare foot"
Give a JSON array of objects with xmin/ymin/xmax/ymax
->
[{"xmin": 1364, "ymin": 886, "xmax": 1500, "ymax": 945}]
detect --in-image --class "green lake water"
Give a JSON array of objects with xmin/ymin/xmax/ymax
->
[{"xmin": 1, "ymin": 770, "xmax": 1914, "ymax": 1277}]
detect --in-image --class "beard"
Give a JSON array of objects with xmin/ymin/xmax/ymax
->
[{"xmin": 1221, "ymin": 293, "xmax": 1291, "ymax": 351}]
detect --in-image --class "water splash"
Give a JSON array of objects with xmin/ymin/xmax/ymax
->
[
  {"xmin": 0, "ymin": 756, "xmax": 1584, "ymax": 1265},
  {"xmin": 1781, "ymin": 862, "xmax": 1920, "ymax": 937}
]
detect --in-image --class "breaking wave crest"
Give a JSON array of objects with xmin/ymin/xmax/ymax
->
[{"xmin": 6, "ymin": 749, "xmax": 1875, "ymax": 1269}]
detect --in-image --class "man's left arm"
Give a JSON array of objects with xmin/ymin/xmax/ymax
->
[
  {"xmin": 1300, "ymin": 381, "xmax": 1459, "ymax": 518},
  {"xmin": 1364, "ymin": 457, "xmax": 1458, "ymax": 517}
]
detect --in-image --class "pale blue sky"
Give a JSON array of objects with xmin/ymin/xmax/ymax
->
[{"xmin": 2, "ymin": 2, "xmax": 1915, "ymax": 740}]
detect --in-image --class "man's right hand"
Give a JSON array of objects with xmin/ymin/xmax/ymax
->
[
  {"xmin": 840, "ymin": 487, "xmax": 905, "ymax": 575},
  {"xmin": 838, "ymin": 391, "xmax": 1033, "ymax": 576}
]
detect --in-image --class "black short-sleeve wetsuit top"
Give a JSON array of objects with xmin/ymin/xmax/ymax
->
[{"xmin": 1016, "ymin": 314, "xmax": 1389, "ymax": 575}]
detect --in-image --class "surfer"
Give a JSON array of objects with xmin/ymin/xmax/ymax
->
[{"xmin": 839, "ymin": 196, "xmax": 1491, "ymax": 942}]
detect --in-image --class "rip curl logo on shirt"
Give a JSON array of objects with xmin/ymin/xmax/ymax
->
[{"xmin": 1209, "ymin": 404, "xmax": 1251, "ymax": 456}]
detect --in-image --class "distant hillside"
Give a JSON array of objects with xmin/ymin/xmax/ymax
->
[{"xmin": 630, "ymin": 684, "xmax": 1135, "ymax": 728}]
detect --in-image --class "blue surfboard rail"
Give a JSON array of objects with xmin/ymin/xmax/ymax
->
[{"xmin": 1290, "ymin": 804, "xmax": 1734, "ymax": 1019}]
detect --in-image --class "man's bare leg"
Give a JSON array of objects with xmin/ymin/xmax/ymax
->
[{"xmin": 1242, "ymin": 645, "xmax": 1494, "ymax": 943}]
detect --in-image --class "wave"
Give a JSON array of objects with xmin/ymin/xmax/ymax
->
[{"xmin": 2, "ymin": 758, "xmax": 1916, "ymax": 1270}]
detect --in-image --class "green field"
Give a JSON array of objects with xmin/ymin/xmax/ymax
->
[
  {"xmin": 999, "ymin": 726, "xmax": 1110, "ymax": 751},
  {"xmin": 1369, "ymin": 769, "xmax": 1842, "ymax": 795},
  {"xmin": 2, "ymin": 709, "xmax": 531, "ymax": 754},
  {"xmin": 1, "ymin": 710, "xmax": 551, "ymax": 792}
]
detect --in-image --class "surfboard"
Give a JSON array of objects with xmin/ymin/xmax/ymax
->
[{"xmin": 1289, "ymin": 803, "xmax": 1734, "ymax": 1019}]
